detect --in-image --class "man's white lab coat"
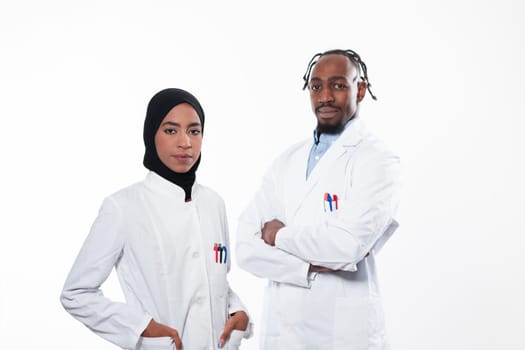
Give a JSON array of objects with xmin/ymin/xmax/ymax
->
[
  {"xmin": 61, "ymin": 172, "xmax": 250, "ymax": 350},
  {"xmin": 236, "ymin": 118, "xmax": 400, "ymax": 350}
]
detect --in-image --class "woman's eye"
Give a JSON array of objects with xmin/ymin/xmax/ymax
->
[
  {"xmin": 164, "ymin": 129, "xmax": 176, "ymax": 135},
  {"xmin": 189, "ymin": 129, "xmax": 202, "ymax": 136}
]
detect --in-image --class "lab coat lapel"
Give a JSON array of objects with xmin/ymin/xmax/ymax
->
[
  {"xmin": 288, "ymin": 118, "xmax": 366, "ymax": 219},
  {"xmin": 285, "ymin": 142, "xmax": 311, "ymax": 219}
]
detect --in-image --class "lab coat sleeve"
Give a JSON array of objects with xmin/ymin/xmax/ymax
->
[
  {"xmin": 60, "ymin": 197, "xmax": 151, "ymax": 349},
  {"xmin": 275, "ymin": 148, "xmax": 401, "ymax": 271},
  {"xmin": 227, "ymin": 287, "xmax": 254, "ymax": 340},
  {"xmin": 236, "ymin": 160, "xmax": 311, "ymax": 288},
  {"xmin": 220, "ymin": 200, "xmax": 254, "ymax": 340}
]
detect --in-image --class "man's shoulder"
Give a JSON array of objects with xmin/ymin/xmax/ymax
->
[
  {"xmin": 347, "ymin": 119, "xmax": 399, "ymax": 159},
  {"xmin": 361, "ymin": 133, "xmax": 397, "ymax": 155}
]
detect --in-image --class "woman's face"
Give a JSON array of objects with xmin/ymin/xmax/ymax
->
[{"xmin": 154, "ymin": 103, "xmax": 203, "ymax": 173}]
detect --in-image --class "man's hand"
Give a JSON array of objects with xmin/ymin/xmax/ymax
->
[
  {"xmin": 309, "ymin": 252, "xmax": 371, "ymax": 273},
  {"xmin": 262, "ymin": 219, "xmax": 285, "ymax": 246},
  {"xmin": 309, "ymin": 264, "xmax": 335, "ymax": 272},
  {"xmin": 218, "ymin": 311, "xmax": 249, "ymax": 348},
  {"xmin": 141, "ymin": 318, "xmax": 182, "ymax": 350}
]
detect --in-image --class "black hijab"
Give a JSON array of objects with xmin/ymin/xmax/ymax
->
[{"xmin": 143, "ymin": 88, "xmax": 205, "ymax": 200}]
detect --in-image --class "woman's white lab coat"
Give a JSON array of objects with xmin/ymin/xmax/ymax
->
[
  {"xmin": 236, "ymin": 118, "xmax": 400, "ymax": 350},
  {"xmin": 61, "ymin": 172, "xmax": 251, "ymax": 350}
]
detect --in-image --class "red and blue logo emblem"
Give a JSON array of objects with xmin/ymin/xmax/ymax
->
[
  {"xmin": 323, "ymin": 192, "xmax": 339, "ymax": 212},
  {"xmin": 213, "ymin": 243, "xmax": 227, "ymax": 264}
]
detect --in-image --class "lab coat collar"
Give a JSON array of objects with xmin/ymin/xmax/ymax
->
[
  {"xmin": 338, "ymin": 117, "xmax": 368, "ymax": 147},
  {"xmin": 306, "ymin": 117, "xmax": 367, "ymax": 181},
  {"xmin": 144, "ymin": 171, "xmax": 198, "ymax": 201}
]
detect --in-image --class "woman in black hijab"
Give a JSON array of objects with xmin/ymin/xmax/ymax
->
[
  {"xmin": 143, "ymin": 88, "xmax": 205, "ymax": 201},
  {"xmin": 61, "ymin": 88, "xmax": 251, "ymax": 350}
]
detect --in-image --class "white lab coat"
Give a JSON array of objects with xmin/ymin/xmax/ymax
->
[
  {"xmin": 236, "ymin": 118, "xmax": 400, "ymax": 350},
  {"xmin": 61, "ymin": 171, "xmax": 251, "ymax": 350}
]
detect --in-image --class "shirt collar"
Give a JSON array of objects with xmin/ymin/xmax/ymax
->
[{"xmin": 312, "ymin": 117, "xmax": 355, "ymax": 144}]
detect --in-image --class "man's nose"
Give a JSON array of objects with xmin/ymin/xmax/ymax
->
[{"xmin": 319, "ymin": 87, "xmax": 334, "ymax": 103}]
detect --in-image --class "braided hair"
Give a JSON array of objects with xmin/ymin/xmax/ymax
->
[{"xmin": 302, "ymin": 49, "xmax": 377, "ymax": 100}]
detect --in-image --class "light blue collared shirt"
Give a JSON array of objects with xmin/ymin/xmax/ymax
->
[{"xmin": 306, "ymin": 118, "xmax": 354, "ymax": 179}]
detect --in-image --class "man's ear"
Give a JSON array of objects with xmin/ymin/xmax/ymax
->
[{"xmin": 357, "ymin": 81, "xmax": 367, "ymax": 102}]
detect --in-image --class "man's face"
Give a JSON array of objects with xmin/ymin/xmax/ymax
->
[{"xmin": 308, "ymin": 54, "xmax": 366, "ymax": 133}]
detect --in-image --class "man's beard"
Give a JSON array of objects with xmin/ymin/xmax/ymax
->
[
  {"xmin": 316, "ymin": 122, "xmax": 344, "ymax": 134},
  {"xmin": 316, "ymin": 113, "xmax": 355, "ymax": 135}
]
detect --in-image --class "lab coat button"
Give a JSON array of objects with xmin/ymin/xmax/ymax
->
[
  {"xmin": 195, "ymin": 296, "xmax": 204, "ymax": 304},
  {"xmin": 192, "ymin": 252, "xmax": 200, "ymax": 258}
]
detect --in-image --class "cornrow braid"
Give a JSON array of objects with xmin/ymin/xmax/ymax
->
[{"xmin": 302, "ymin": 49, "xmax": 377, "ymax": 100}]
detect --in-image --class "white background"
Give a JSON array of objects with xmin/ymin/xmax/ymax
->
[{"xmin": 1, "ymin": 1, "xmax": 524, "ymax": 349}]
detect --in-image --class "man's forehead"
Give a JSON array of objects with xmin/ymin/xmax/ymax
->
[
  {"xmin": 309, "ymin": 75, "xmax": 350, "ymax": 82},
  {"xmin": 312, "ymin": 55, "xmax": 357, "ymax": 79},
  {"xmin": 316, "ymin": 54, "xmax": 356, "ymax": 68}
]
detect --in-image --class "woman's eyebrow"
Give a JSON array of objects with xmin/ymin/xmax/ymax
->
[
  {"xmin": 161, "ymin": 121, "xmax": 180, "ymax": 127},
  {"xmin": 160, "ymin": 121, "xmax": 201, "ymax": 127}
]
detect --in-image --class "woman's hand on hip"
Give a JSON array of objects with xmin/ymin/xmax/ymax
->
[
  {"xmin": 218, "ymin": 311, "xmax": 249, "ymax": 348},
  {"xmin": 142, "ymin": 318, "xmax": 182, "ymax": 350}
]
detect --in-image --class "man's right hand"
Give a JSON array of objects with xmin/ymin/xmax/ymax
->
[
  {"xmin": 142, "ymin": 319, "xmax": 182, "ymax": 350},
  {"xmin": 309, "ymin": 251, "xmax": 370, "ymax": 273},
  {"xmin": 309, "ymin": 264, "xmax": 335, "ymax": 272}
]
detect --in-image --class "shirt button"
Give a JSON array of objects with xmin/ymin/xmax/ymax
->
[
  {"xmin": 192, "ymin": 252, "xmax": 200, "ymax": 258},
  {"xmin": 315, "ymin": 156, "xmax": 320, "ymax": 160}
]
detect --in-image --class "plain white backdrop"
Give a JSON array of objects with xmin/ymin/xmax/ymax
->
[{"xmin": 1, "ymin": 1, "xmax": 524, "ymax": 349}]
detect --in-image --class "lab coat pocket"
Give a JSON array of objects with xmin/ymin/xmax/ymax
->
[
  {"xmin": 323, "ymin": 197, "xmax": 346, "ymax": 218},
  {"xmin": 225, "ymin": 329, "xmax": 244, "ymax": 350},
  {"xmin": 333, "ymin": 298, "xmax": 376, "ymax": 350},
  {"xmin": 137, "ymin": 336, "xmax": 174, "ymax": 350}
]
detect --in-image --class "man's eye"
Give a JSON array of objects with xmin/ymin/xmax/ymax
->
[
  {"xmin": 333, "ymin": 83, "xmax": 347, "ymax": 90},
  {"xmin": 309, "ymin": 84, "xmax": 321, "ymax": 91}
]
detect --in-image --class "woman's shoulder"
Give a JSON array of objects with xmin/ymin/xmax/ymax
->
[{"xmin": 104, "ymin": 178, "xmax": 147, "ymax": 204}]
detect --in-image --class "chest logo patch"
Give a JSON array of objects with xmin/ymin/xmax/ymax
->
[
  {"xmin": 323, "ymin": 192, "xmax": 339, "ymax": 212},
  {"xmin": 213, "ymin": 243, "xmax": 227, "ymax": 264}
]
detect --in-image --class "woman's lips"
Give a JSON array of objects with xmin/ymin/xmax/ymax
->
[{"xmin": 172, "ymin": 154, "xmax": 193, "ymax": 162}]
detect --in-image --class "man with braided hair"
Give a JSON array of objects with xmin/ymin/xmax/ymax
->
[{"xmin": 236, "ymin": 49, "xmax": 401, "ymax": 349}]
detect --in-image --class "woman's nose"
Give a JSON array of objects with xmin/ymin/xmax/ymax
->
[{"xmin": 177, "ymin": 133, "xmax": 191, "ymax": 148}]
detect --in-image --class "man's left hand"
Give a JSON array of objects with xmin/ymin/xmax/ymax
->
[{"xmin": 261, "ymin": 219, "xmax": 285, "ymax": 246}]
